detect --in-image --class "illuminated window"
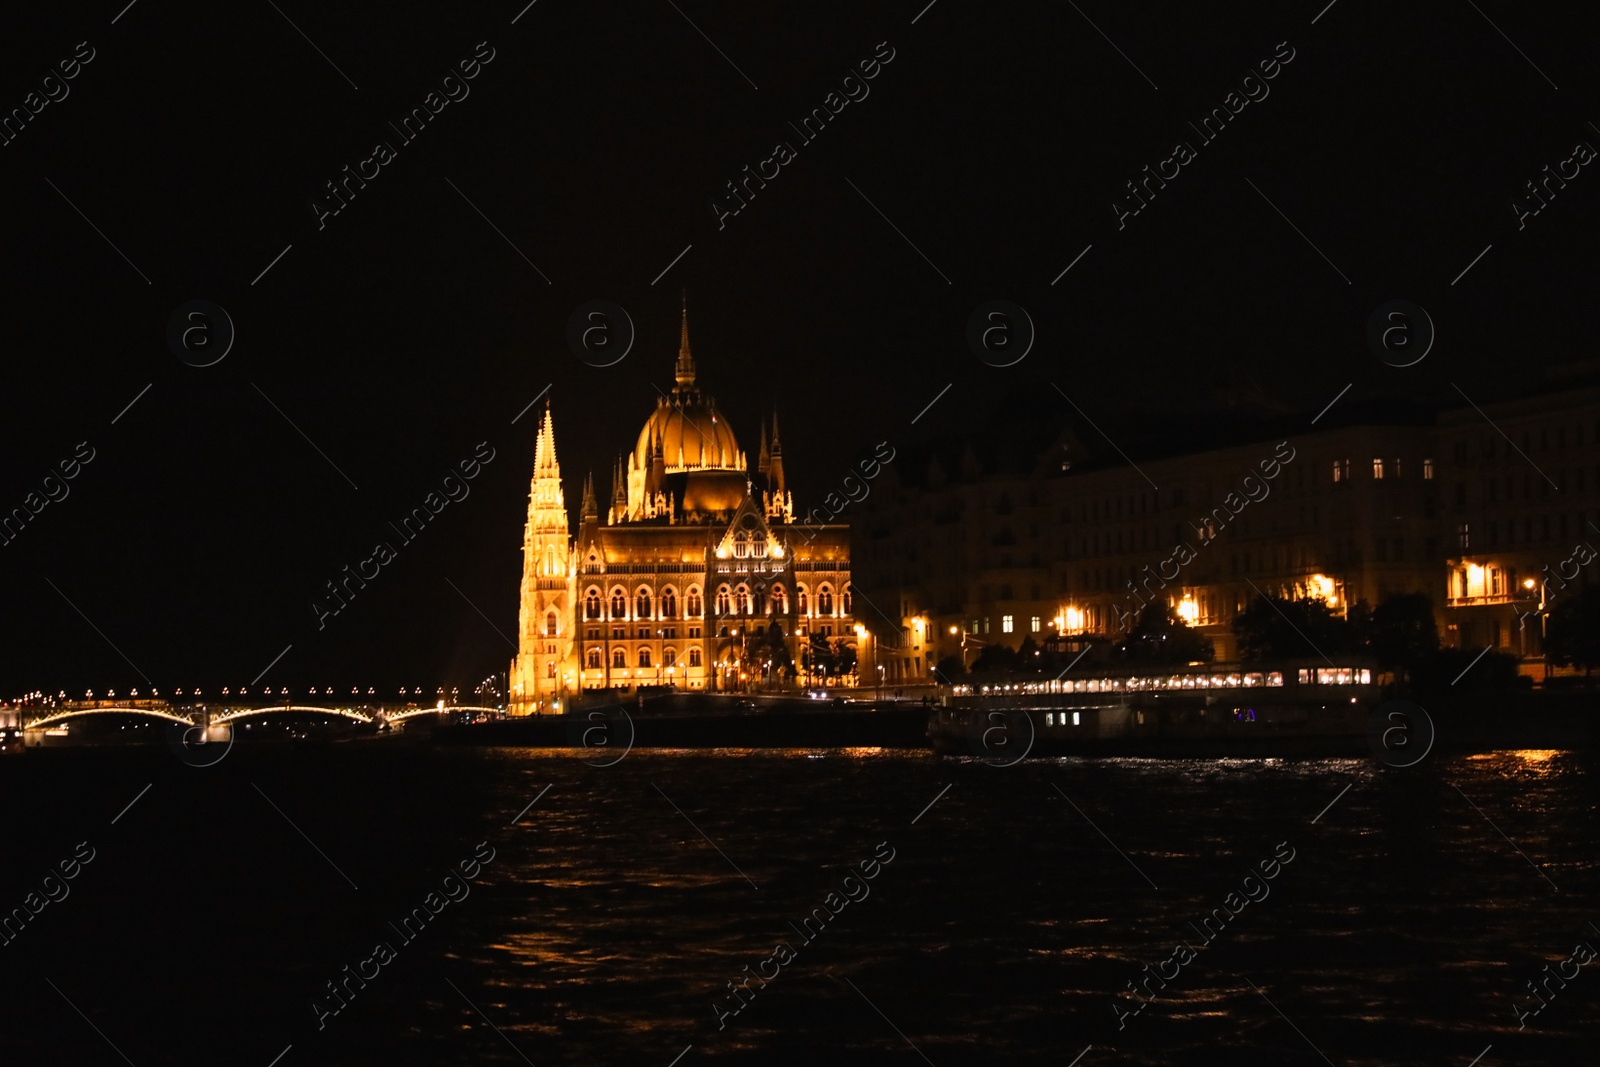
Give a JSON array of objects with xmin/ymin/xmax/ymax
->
[
  {"xmin": 1046, "ymin": 713, "xmax": 1055, "ymax": 726},
  {"xmin": 611, "ymin": 649, "xmax": 626, "ymax": 668},
  {"xmin": 1002, "ymin": 615, "xmax": 1014, "ymax": 633},
  {"xmin": 586, "ymin": 648, "xmax": 601, "ymax": 669},
  {"xmin": 661, "ymin": 589, "xmax": 677, "ymax": 618},
  {"xmin": 610, "ymin": 589, "xmax": 627, "ymax": 618},
  {"xmin": 663, "ymin": 647, "xmax": 677, "ymax": 667},
  {"xmin": 735, "ymin": 585, "xmax": 750, "ymax": 614},
  {"xmin": 638, "ymin": 648, "xmax": 652, "ymax": 668},
  {"xmin": 1373, "ymin": 458, "xmax": 1385, "ymax": 479},
  {"xmin": 1333, "ymin": 459, "xmax": 1350, "ymax": 483},
  {"xmin": 689, "ymin": 648, "xmax": 702, "ymax": 667},
  {"xmin": 772, "ymin": 585, "xmax": 788, "ymax": 614},
  {"xmin": 1423, "ymin": 458, "xmax": 1435, "ymax": 479},
  {"xmin": 636, "ymin": 590, "xmax": 652, "ymax": 618},
  {"xmin": 1072, "ymin": 712, "xmax": 1081, "ymax": 726},
  {"xmin": 1457, "ymin": 523, "xmax": 1470, "ymax": 551},
  {"xmin": 1030, "ymin": 615, "xmax": 1041, "ymax": 632},
  {"xmin": 686, "ymin": 588, "xmax": 702, "ymax": 617},
  {"xmin": 545, "ymin": 611, "xmax": 558, "ymax": 636},
  {"xmin": 546, "ymin": 661, "xmax": 556, "ymax": 678},
  {"xmin": 817, "ymin": 587, "xmax": 834, "ymax": 615},
  {"xmin": 842, "ymin": 586, "xmax": 852, "ymax": 615},
  {"xmin": 585, "ymin": 589, "xmax": 602, "ymax": 619},
  {"xmin": 715, "ymin": 586, "xmax": 731, "ymax": 615}
]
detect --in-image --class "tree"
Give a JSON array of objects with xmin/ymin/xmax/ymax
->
[
  {"xmin": 1234, "ymin": 595, "xmax": 1361, "ymax": 660},
  {"xmin": 1015, "ymin": 634, "xmax": 1044, "ymax": 672},
  {"xmin": 833, "ymin": 639, "xmax": 858, "ymax": 678},
  {"xmin": 1545, "ymin": 585, "xmax": 1600, "ymax": 677},
  {"xmin": 762, "ymin": 623, "xmax": 794, "ymax": 680},
  {"xmin": 805, "ymin": 630, "xmax": 835, "ymax": 678},
  {"xmin": 1116, "ymin": 602, "xmax": 1215, "ymax": 664},
  {"xmin": 970, "ymin": 641, "xmax": 1020, "ymax": 675},
  {"xmin": 1364, "ymin": 592, "xmax": 1439, "ymax": 681},
  {"xmin": 933, "ymin": 655, "xmax": 967, "ymax": 685}
]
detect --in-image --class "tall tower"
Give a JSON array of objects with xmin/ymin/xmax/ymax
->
[{"xmin": 510, "ymin": 403, "xmax": 574, "ymax": 715}]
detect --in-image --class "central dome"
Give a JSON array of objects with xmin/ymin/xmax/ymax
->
[
  {"xmin": 637, "ymin": 396, "xmax": 741, "ymax": 471},
  {"xmin": 633, "ymin": 300, "xmax": 743, "ymax": 473}
]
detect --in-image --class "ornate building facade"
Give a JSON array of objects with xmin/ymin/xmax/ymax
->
[{"xmin": 509, "ymin": 307, "xmax": 854, "ymax": 714}]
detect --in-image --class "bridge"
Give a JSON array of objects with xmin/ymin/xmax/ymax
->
[{"xmin": 19, "ymin": 703, "xmax": 506, "ymax": 731}]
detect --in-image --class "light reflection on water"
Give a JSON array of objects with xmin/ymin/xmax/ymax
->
[{"xmin": 422, "ymin": 747, "xmax": 1597, "ymax": 1066}]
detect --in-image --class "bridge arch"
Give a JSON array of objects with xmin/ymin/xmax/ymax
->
[{"xmin": 25, "ymin": 707, "xmax": 195, "ymax": 729}]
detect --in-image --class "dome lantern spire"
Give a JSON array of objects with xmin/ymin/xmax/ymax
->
[{"xmin": 675, "ymin": 290, "xmax": 696, "ymax": 387}]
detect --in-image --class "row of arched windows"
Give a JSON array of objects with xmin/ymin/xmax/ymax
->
[
  {"xmin": 575, "ymin": 582, "xmax": 852, "ymax": 622},
  {"xmin": 585, "ymin": 647, "xmax": 703, "ymax": 669},
  {"xmin": 584, "ymin": 586, "xmax": 704, "ymax": 621}
]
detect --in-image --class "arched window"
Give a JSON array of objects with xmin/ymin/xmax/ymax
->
[
  {"xmin": 610, "ymin": 588, "xmax": 627, "ymax": 618},
  {"xmin": 798, "ymin": 586, "xmax": 809, "ymax": 615},
  {"xmin": 842, "ymin": 585, "xmax": 852, "ymax": 615},
  {"xmin": 735, "ymin": 585, "xmax": 750, "ymax": 614},
  {"xmin": 611, "ymin": 648, "xmax": 626, "ymax": 668},
  {"xmin": 817, "ymin": 586, "xmax": 834, "ymax": 615},
  {"xmin": 586, "ymin": 648, "xmax": 601, "ymax": 669},
  {"xmin": 545, "ymin": 611, "xmax": 558, "ymax": 637},
  {"xmin": 585, "ymin": 589, "xmax": 602, "ymax": 620},
  {"xmin": 661, "ymin": 588, "xmax": 678, "ymax": 619},
  {"xmin": 636, "ymin": 588, "xmax": 652, "ymax": 619},
  {"xmin": 772, "ymin": 584, "xmax": 788, "ymax": 615},
  {"xmin": 686, "ymin": 587, "xmax": 702, "ymax": 617},
  {"xmin": 715, "ymin": 585, "xmax": 731, "ymax": 615},
  {"xmin": 734, "ymin": 531, "xmax": 750, "ymax": 558},
  {"xmin": 546, "ymin": 661, "xmax": 556, "ymax": 678},
  {"xmin": 638, "ymin": 648, "xmax": 652, "ymax": 668},
  {"xmin": 663, "ymin": 647, "xmax": 677, "ymax": 669},
  {"xmin": 689, "ymin": 648, "xmax": 702, "ymax": 667}
]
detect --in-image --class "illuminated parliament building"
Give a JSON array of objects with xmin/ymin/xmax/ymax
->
[{"xmin": 509, "ymin": 307, "xmax": 854, "ymax": 714}]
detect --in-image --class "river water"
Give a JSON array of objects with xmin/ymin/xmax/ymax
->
[{"xmin": 0, "ymin": 744, "xmax": 1594, "ymax": 1065}]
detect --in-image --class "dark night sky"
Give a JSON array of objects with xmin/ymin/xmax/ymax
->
[{"xmin": 1, "ymin": 0, "xmax": 1596, "ymax": 695}]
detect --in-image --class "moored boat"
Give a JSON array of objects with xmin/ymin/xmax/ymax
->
[{"xmin": 928, "ymin": 660, "xmax": 1379, "ymax": 759}]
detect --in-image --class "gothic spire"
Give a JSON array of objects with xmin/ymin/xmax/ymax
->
[
  {"xmin": 674, "ymin": 290, "xmax": 696, "ymax": 387},
  {"xmin": 581, "ymin": 470, "xmax": 597, "ymax": 520}
]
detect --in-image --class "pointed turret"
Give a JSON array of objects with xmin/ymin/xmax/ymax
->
[
  {"xmin": 611, "ymin": 453, "xmax": 627, "ymax": 511},
  {"xmin": 767, "ymin": 409, "xmax": 786, "ymax": 495},
  {"xmin": 581, "ymin": 470, "xmax": 598, "ymax": 521},
  {"xmin": 758, "ymin": 423, "xmax": 769, "ymax": 475}
]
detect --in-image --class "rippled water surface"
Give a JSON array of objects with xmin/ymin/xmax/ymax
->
[{"xmin": 1, "ymin": 744, "xmax": 1595, "ymax": 1065}]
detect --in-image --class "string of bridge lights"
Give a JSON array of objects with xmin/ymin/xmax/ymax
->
[{"xmin": 3, "ymin": 686, "xmax": 473, "ymax": 706}]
